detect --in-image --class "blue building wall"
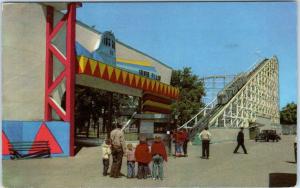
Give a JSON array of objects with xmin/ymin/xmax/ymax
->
[{"xmin": 2, "ymin": 121, "xmax": 70, "ymax": 159}]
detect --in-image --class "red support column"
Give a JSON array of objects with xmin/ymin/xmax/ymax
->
[
  {"xmin": 66, "ymin": 3, "xmax": 76, "ymax": 156},
  {"xmin": 44, "ymin": 3, "xmax": 80, "ymax": 156},
  {"xmin": 44, "ymin": 6, "xmax": 54, "ymax": 121}
]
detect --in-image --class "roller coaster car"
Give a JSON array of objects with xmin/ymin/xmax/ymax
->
[
  {"xmin": 217, "ymin": 75, "xmax": 247, "ymax": 105},
  {"xmin": 255, "ymin": 130, "xmax": 281, "ymax": 142}
]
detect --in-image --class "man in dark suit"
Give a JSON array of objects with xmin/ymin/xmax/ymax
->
[{"xmin": 233, "ymin": 127, "xmax": 248, "ymax": 154}]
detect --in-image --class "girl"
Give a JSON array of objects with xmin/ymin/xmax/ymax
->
[{"xmin": 126, "ymin": 143, "xmax": 135, "ymax": 178}]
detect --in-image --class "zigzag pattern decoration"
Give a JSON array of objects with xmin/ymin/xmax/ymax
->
[
  {"xmin": 29, "ymin": 123, "xmax": 63, "ymax": 154},
  {"xmin": 76, "ymin": 56, "xmax": 179, "ymax": 99}
]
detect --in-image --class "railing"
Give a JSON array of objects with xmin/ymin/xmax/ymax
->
[
  {"xmin": 121, "ymin": 112, "xmax": 137, "ymax": 131},
  {"xmin": 246, "ymin": 58, "xmax": 267, "ymax": 77},
  {"xmin": 178, "ymin": 97, "xmax": 218, "ymax": 130},
  {"xmin": 178, "ymin": 58, "xmax": 270, "ymax": 139}
]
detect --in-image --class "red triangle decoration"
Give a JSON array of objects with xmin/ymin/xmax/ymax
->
[
  {"xmin": 142, "ymin": 79, "xmax": 147, "ymax": 91},
  {"xmin": 29, "ymin": 123, "xmax": 63, "ymax": 154},
  {"xmin": 125, "ymin": 74, "xmax": 131, "ymax": 86},
  {"xmin": 131, "ymin": 75, "xmax": 137, "ymax": 88},
  {"xmin": 84, "ymin": 60, "xmax": 92, "ymax": 75},
  {"xmin": 110, "ymin": 69, "xmax": 117, "ymax": 83},
  {"xmin": 93, "ymin": 64, "xmax": 101, "ymax": 78},
  {"xmin": 118, "ymin": 70, "xmax": 124, "ymax": 84},
  {"xmin": 102, "ymin": 65, "xmax": 109, "ymax": 80},
  {"xmin": 137, "ymin": 77, "xmax": 142, "ymax": 89},
  {"xmin": 148, "ymin": 81, "xmax": 152, "ymax": 92},
  {"xmin": 2, "ymin": 131, "xmax": 10, "ymax": 155}
]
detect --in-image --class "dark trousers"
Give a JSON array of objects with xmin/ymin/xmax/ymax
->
[
  {"xmin": 234, "ymin": 143, "xmax": 247, "ymax": 154},
  {"xmin": 137, "ymin": 162, "xmax": 149, "ymax": 179},
  {"xmin": 202, "ymin": 140, "xmax": 210, "ymax": 158},
  {"xmin": 110, "ymin": 146, "xmax": 123, "ymax": 178},
  {"xmin": 103, "ymin": 159, "xmax": 109, "ymax": 176},
  {"xmin": 183, "ymin": 140, "xmax": 188, "ymax": 155}
]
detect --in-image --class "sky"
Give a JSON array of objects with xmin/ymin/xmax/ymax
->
[{"xmin": 77, "ymin": 2, "xmax": 297, "ymax": 108}]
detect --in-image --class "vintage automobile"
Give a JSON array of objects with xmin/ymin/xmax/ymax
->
[{"xmin": 255, "ymin": 130, "xmax": 281, "ymax": 142}]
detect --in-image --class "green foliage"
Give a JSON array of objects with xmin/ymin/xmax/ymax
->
[
  {"xmin": 72, "ymin": 85, "xmax": 138, "ymax": 137},
  {"xmin": 170, "ymin": 67, "xmax": 205, "ymax": 126},
  {"xmin": 280, "ymin": 102, "xmax": 297, "ymax": 124}
]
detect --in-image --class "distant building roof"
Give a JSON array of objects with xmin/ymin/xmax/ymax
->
[{"xmin": 76, "ymin": 20, "xmax": 173, "ymax": 70}]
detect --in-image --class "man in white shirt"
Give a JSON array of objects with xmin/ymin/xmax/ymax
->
[
  {"xmin": 110, "ymin": 123, "xmax": 126, "ymax": 178},
  {"xmin": 199, "ymin": 126, "xmax": 211, "ymax": 159}
]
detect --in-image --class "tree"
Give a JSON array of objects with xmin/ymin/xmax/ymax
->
[
  {"xmin": 280, "ymin": 102, "xmax": 297, "ymax": 125},
  {"xmin": 170, "ymin": 67, "xmax": 205, "ymax": 126}
]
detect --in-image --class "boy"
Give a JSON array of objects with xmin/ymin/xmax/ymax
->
[
  {"xmin": 151, "ymin": 136, "xmax": 168, "ymax": 180},
  {"xmin": 102, "ymin": 139, "xmax": 111, "ymax": 176}
]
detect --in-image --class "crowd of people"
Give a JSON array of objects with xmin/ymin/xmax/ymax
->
[
  {"xmin": 102, "ymin": 124, "xmax": 247, "ymax": 180},
  {"xmin": 172, "ymin": 129, "xmax": 189, "ymax": 157},
  {"xmin": 102, "ymin": 124, "xmax": 168, "ymax": 180}
]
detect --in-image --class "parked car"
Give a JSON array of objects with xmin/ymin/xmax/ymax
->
[{"xmin": 255, "ymin": 130, "xmax": 281, "ymax": 142}]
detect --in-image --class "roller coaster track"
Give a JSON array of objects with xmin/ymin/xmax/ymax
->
[{"xmin": 180, "ymin": 57, "xmax": 280, "ymax": 139}]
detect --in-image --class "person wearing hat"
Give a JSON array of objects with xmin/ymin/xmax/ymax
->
[{"xmin": 233, "ymin": 127, "xmax": 248, "ymax": 154}]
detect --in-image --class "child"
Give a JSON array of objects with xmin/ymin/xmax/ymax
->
[
  {"xmin": 135, "ymin": 136, "xmax": 152, "ymax": 179},
  {"xmin": 126, "ymin": 143, "xmax": 135, "ymax": 178},
  {"xmin": 151, "ymin": 136, "xmax": 168, "ymax": 180},
  {"xmin": 102, "ymin": 139, "xmax": 111, "ymax": 176}
]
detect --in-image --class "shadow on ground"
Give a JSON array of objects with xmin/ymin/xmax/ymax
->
[
  {"xmin": 75, "ymin": 137, "xmax": 103, "ymax": 155},
  {"xmin": 285, "ymin": 161, "xmax": 297, "ymax": 164}
]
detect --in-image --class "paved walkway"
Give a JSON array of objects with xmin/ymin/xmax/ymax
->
[{"xmin": 3, "ymin": 135, "xmax": 297, "ymax": 187}]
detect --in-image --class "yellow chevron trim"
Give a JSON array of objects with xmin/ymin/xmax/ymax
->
[
  {"xmin": 122, "ymin": 71, "xmax": 128, "ymax": 82},
  {"xmin": 107, "ymin": 66, "xmax": 114, "ymax": 79},
  {"xmin": 151, "ymin": 80, "xmax": 156, "ymax": 90},
  {"xmin": 99, "ymin": 63, "xmax": 106, "ymax": 77},
  {"xmin": 167, "ymin": 86, "xmax": 171, "ymax": 95},
  {"xmin": 115, "ymin": 68, "xmax": 121, "ymax": 81},
  {"xmin": 170, "ymin": 87, "xmax": 174, "ymax": 96},
  {"xmin": 135, "ymin": 75, "xmax": 140, "ymax": 86},
  {"xmin": 76, "ymin": 56, "xmax": 179, "ymax": 99},
  {"xmin": 155, "ymin": 81, "xmax": 160, "ymax": 91},
  {"xmin": 79, "ymin": 56, "xmax": 88, "ymax": 73},
  {"xmin": 146, "ymin": 79, "xmax": 150, "ymax": 89},
  {"xmin": 162, "ymin": 84, "xmax": 166, "ymax": 94},
  {"xmin": 140, "ymin": 77, "xmax": 145, "ymax": 87},
  {"xmin": 159, "ymin": 83, "xmax": 163, "ymax": 92},
  {"xmin": 128, "ymin": 73, "xmax": 134, "ymax": 85},
  {"xmin": 89, "ymin": 59, "xmax": 98, "ymax": 74},
  {"xmin": 116, "ymin": 58, "xmax": 152, "ymax": 67},
  {"xmin": 143, "ymin": 100, "xmax": 172, "ymax": 110}
]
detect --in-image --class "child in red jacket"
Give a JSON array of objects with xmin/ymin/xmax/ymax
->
[
  {"xmin": 135, "ymin": 137, "xmax": 152, "ymax": 179},
  {"xmin": 151, "ymin": 136, "xmax": 168, "ymax": 180}
]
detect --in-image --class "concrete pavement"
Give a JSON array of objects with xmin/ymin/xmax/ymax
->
[{"xmin": 3, "ymin": 135, "xmax": 297, "ymax": 187}]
